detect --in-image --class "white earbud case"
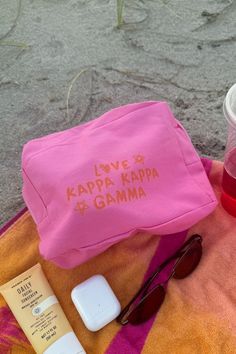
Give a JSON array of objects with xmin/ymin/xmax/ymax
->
[{"xmin": 71, "ymin": 275, "xmax": 121, "ymax": 332}]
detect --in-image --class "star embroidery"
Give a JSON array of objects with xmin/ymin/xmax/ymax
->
[
  {"xmin": 133, "ymin": 154, "xmax": 145, "ymax": 164},
  {"xmin": 75, "ymin": 200, "xmax": 89, "ymax": 215}
]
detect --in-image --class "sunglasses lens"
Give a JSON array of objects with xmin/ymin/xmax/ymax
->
[
  {"xmin": 174, "ymin": 242, "xmax": 202, "ymax": 279},
  {"xmin": 126, "ymin": 285, "xmax": 165, "ymax": 325}
]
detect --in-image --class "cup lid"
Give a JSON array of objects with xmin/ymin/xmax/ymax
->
[{"xmin": 224, "ymin": 83, "xmax": 236, "ymax": 127}]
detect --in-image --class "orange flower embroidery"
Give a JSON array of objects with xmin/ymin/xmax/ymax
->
[
  {"xmin": 133, "ymin": 154, "xmax": 145, "ymax": 164},
  {"xmin": 75, "ymin": 200, "xmax": 89, "ymax": 215}
]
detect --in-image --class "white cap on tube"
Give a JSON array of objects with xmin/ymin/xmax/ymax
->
[
  {"xmin": 224, "ymin": 83, "xmax": 236, "ymax": 127},
  {"xmin": 43, "ymin": 332, "xmax": 86, "ymax": 354}
]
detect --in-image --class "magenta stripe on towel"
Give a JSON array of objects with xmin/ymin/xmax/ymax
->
[
  {"xmin": 0, "ymin": 207, "xmax": 28, "ymax": 238},
  {"xmin": 106, "ymin": 230, "xmax": 187, "ymax": 354}
]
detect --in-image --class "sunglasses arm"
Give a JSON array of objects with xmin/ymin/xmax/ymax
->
[
  {"xmin": 118, "ymin": 235, "xmax": 202, "ymax": 324},
  {"xmin": 117, "ymin": 267, "xmax": 162, "ymax": 324},
  {"xmin": 118, "ymin": 250, "xmax": 183, "ymax": 323},
  {"xmin": 118, "ymin": 254, "xmax": 177, "ymax": 324}
]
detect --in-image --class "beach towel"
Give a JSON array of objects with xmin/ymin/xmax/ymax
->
[{"xmin": 0, "ymin": 159, "xmax": 235, "ymax": 354}]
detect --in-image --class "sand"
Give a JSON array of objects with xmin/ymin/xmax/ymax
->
[{"xmin": 0, "ymin": 0, "xmax": 236, "ymax": 225}]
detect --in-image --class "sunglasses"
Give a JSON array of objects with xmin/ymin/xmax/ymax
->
[{"xmin": 117, "ymin": 234, "xmax": 202, "ymax": 325}]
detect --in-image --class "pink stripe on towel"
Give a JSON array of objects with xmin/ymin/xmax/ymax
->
[{"xmin": 106, "ymin": 231, "xmax": 187, "ymax": 354}]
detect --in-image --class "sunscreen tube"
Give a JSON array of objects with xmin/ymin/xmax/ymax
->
[{"xmin": 0, "ymin": 263, "xmax": 86, "ymax": 354}]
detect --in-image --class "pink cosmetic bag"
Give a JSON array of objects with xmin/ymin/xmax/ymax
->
[{"xmin": 22, "ymin": 101, "xmax": 217, "ymax": 268}]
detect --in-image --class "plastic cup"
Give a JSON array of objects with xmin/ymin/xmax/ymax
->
[{"xmin": 221, "ymin": 83, "xmax": 236, "ymax": 216}]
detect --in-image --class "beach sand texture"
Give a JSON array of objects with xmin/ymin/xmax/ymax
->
[{"xmin": 0, "ymin": 0, "xmax": 236, "ymax": 225}]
